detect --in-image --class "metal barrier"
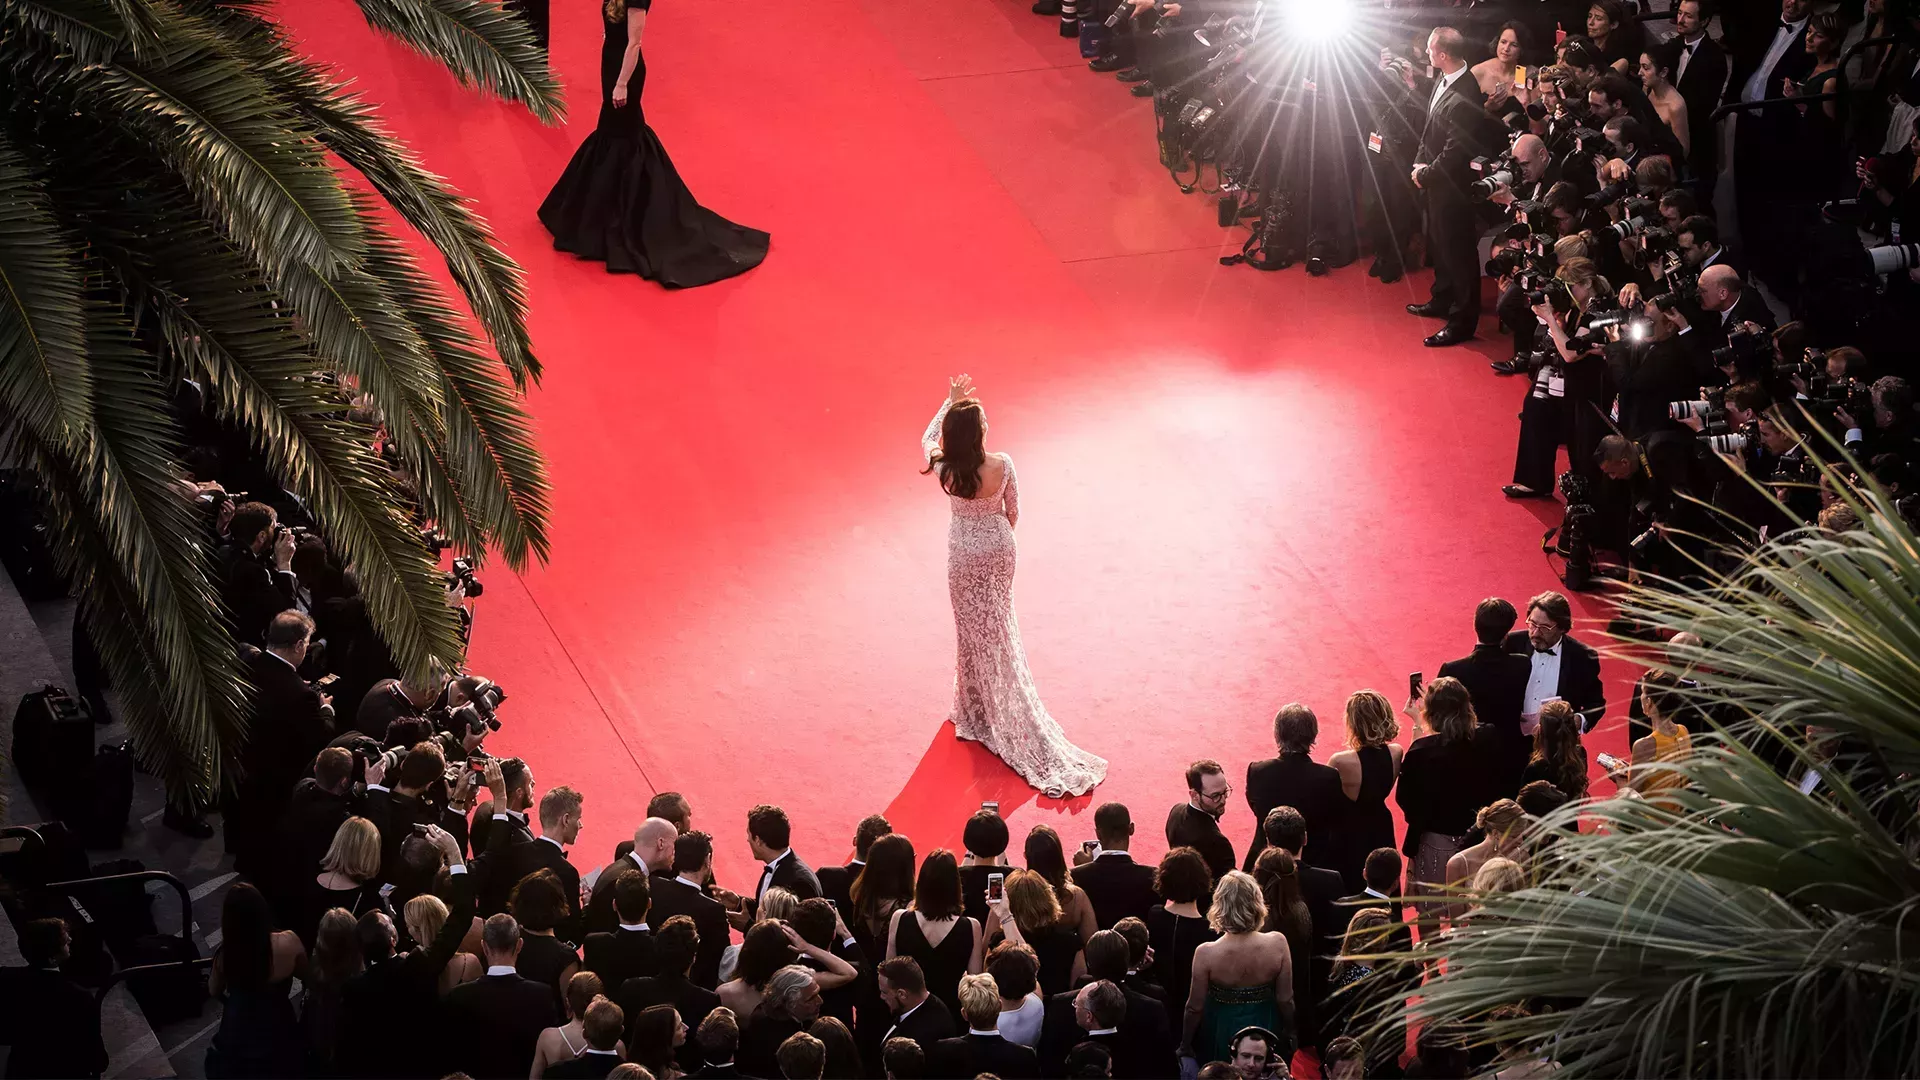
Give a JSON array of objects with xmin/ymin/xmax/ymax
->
[{"xmin": 44, "ymin": 869, "xmax": 198, "ymax": 946}]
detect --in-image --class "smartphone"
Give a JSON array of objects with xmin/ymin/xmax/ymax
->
[
  {"xmin": 1408, "ymin": 672, "xmax": 1423, "ymax": 699},
  {"xmin": 1596, "ymin": 752, "xmax": 1627, "ymax": 772},
  {"xmin": 1081, "ymin": 840, "xmax": 1099, "ymax": 856},
  {"xmin": 981, "ymin": 801, "xmax": 999, "ymax": 815},
  {"xmin": 1512, "ymin": 65, "xmax": 1528, "ymax": 88},
  {"xmin": 411, "ymin": 822, "xmax": 431, "ymax": 836},
  {"xmin": 312, "ymin": 673, "xmax": 339, "ymax": 688},
  {"xmin": 987, "ymin": 873, "xmax": 1005, "ymax": 902}
]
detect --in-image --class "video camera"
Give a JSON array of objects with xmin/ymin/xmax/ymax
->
[{"xmin": 1548, "ymin": 471, "xmax": 1598, "ymax": 591}]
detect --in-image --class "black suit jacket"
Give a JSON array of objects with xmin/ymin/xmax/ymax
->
[
  {"xmin": 751, "ymin": 851, "xmax": 823, "ymax": 914},
  {"xmin": 1612, "ymin": 337, "xmax": 1709, "ymax": 441},
  {"xmin": 584, "ymin": 853, "xmax": 658, "ymax": 935},
  {"xmin": 445, "ymin": 972, "xmax": 560, "ymax": 1079},
  {"xmin": 885, "ymin": 994, "xmax": 958, "ymax": 1053},
  {"xmin": 617, "ymin": 974, "xmax": 721, "ymax": 1072},
  {"xmin": 0, "ymin": 966, "xmax": 107, "ymax": 1080},
  {"xmin": 1243, "ymin": 754, "xmax": 1344, "ymax": 871},
  {"xmin": 1502, "ymin": 630, "xmax": 1606, "ymax": 731},
  {"xmin": 1396, "ymin": 731, "xmax": 1503, "ymax": 856},
  {"xmin": 1070, "ymin": 852, "xmax": 1160, "ymax": 930},
  {"xmin": 583, "ymin": 925, "xmax": 654, "ymax": 988},
  {"xmin": 930, "ymin": 1032, "xmax": 1042, "ymax": 1079},
  {"xmin": 816, "ymin": 858, "xmax": 862, "ymax": 919},
  {"xmin": 222, "ymin": 545, "xmax": 299, "ymax": 646},
  {"xmin": 1438, "ymin": 642, "xmax": 1533, "ymax": 795},
  {"xmin": 1037, "ymin": 988, "xmax": 1173, "ymax": 1080},
  {"xmin": 1164, "ymin": 803, "xmax": 1235, "ymax": 882},
  {"xmin": 1673, "ymin": 33, "xmax": 1730, "ymax": 116},
  {"xmin": 544, "ymin": 1049, "xmax": 623, "ymax": 1079},
  {"xmin": 1415, "ymin": 68, "xmax": 1491, "ymax": 181},
  {"xmin": 646, "ymin": 872, "xmax": 732, "ymax": 989},
  {"xmin": 473, "ymin": 814, "xmax": 579, "ymax": 927},
  {"xmin": 341, "ymin": 869, "xmax": 476, "ymax": 1077}
]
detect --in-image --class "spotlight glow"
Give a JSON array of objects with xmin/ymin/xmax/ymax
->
[{"xmin": 1280, "ymin": 0, "xmax": 1354, "ymax": 43}]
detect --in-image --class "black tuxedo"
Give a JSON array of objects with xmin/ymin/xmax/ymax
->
[
  {"xmin": 1070, "ymin": 852, "xmax": 1160, "ymax": 930},
  {"xmin": 340, "ymin": 868, "xmax": 476, "ymax": 1077},
  {"xmin": 0, "ymin": 965, "xmax": 107, "ymax": 1079},
  {"xmin": 544, "ymin": 1049, "xmax": 622, "ymax": 1079},
  {"xmin": 1037, "ymin": 987, "xmax": 1173, "ymax": 1080},
  {"xmin": 1438, "ymin": 643, "xmax": 1533, "ymax": 796},
  {"xmin": 466, "ymin": 806, "xmax": 534, "ymax": 863},
  {"xmin": 221, "ymin": 544, "xmax": 298, "ymax": 646},
  {"xmin": 1728, "ymin": 18, "xmax": 1814, "ymax": 294},
  {"xmin": 739, "ymin": 1013, "xmax": 806, "ymax": 1080},
  {"xmin": 583, "ymin": 925, "xmax": 654, "ymax": 988},
  {"xmin": 362, "ymin": 787, "xmax": 466, "ymax": 884},
  {"xmin": 689, "ymin": 1065, "xmax": 747, "ymax": 1079},
  {"xmin": 816, "ymin": 857, "xmax": 862, "ymax": 919},
  {"xmin": 1611, "ymin": 336, "xmax": 1709, "ymax": 441},
  {"xmin": 1671, "ymin": 33, "xmax": 1730, "ymax": 178},
  {"xmin": 884, "ymin": 994, "xmax": 958, "ymax": 1054},
  {"xmin": 227, "ymin": 649, "xmax": 333, "ymax": 874},
  {"xmin": 930, "ymin": 1032, "xmax": 1042, "ymax": 1079},
  {"xmin": 617, "ymin": 974, "xmax": 722, "ymax": 1072},
  {"xmin": 474, "ymin": 813, "xmax": 577, "ymax": 926},
  {"xmin": 1164, "ymin": 803, "xmax": 1235, "ymax": 882},
  {"xmin": 1502, "ymin": 630, "xmax": 1606, "ymax": 732},
  {"xmin": 278, "ymin": 777, "xmax": 354, "ymax": 905},
  {"xmin": 1415, "ymin": 68, "xmax": 1497, "ymax": 330},
  {"xmin": 444, "ymin": 971, "xmax": 560, "ymax": 1078},
  {"xmin": 646, "ymin": 872, "xmax": 732, "ymax": 989},
  {"xmin": 750, "ymin": 850, "xmax": 822, "ymax": 915},
  {"xmin": 584, "ymin": 853, "xmax": 657, "ymax": 935},
  {"xmin": 1243, "ymin": 753, "xmax": 1344, "ymax": 872}
]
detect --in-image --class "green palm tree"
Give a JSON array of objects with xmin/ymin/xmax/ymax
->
[
  {"xmin": 0, "ymin": 0, "xmax": 560, "ymax": 807},
  {"xmin": 1383, "ymin": 465, "xmax": 1920, "ymax": 1077}
]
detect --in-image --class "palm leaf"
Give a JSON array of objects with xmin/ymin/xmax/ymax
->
[
  {"xmin": 351, "ymin": 0, "xmax": 565, "ymax": 123},
  {"xmin": 0, "ymin": 131, "xmax": 93, "ymax": 439}
]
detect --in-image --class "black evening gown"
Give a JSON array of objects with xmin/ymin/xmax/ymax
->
[{"xmin": 538, "ymin": 0, "xmax": 769, "ymax": 287}]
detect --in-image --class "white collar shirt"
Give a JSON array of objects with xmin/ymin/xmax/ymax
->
[
  {"xmin": 1742, "ymin": 17, "xmax": 1808, "ymax": 103},
  {"xmin": 1522, "ymin": 641, "xmax": 1564, "ymax": 719}
]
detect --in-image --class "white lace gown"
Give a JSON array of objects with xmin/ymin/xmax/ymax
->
[{"xmin": 923, "ymin": 402, "xmax": 1108, "ymax": 797}]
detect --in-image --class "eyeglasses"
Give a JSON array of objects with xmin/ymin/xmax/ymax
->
[
  {"xmin": 1197, "ymin": 784, "xmax": 1233, "ymax": 802},
  {"xmin": 1526, "ymin": 618, "xmax": 1558, "ymax": 631}
]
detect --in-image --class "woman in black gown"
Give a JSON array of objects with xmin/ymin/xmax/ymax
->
[{"xmin": 539, "ymin": 0, "xmax": 769, "ymax": 286}]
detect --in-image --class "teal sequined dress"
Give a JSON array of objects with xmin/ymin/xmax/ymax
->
[{"xmin": 1197, "ymin": 982, "xmax": 1281, "ymax": 1063}]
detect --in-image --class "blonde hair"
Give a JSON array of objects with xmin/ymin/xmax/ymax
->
[
  {"xmin": 957, "ymin": 971, "xmax": 1002, "ymax": 1028},
  {"xmin": 1207, "ymin": 870, "xmax": 1268, "ymax": 935},
  {"xmin": 604, "ymin": 0, "xmax": 628, "ymax": 20},
  {"xmin": 1472, "ymin": 856, "xmax": 1528, "ymax": 895},
  {"xmin": 1005, "ymin": 869, "xmax": 1061, "ymax": 935},
  {"xmin": 1330, "ymin": 908, "xmax": 1392, "ymax": 981},
  {"xmin": 1474, "ymin": 798, "xmax": 1528, "ymax": 837},
  {"xmin": 1555, "ymin": 256, "xmax": 1612, "ymax": 299},
  {"xmin": 404, "ymin": 893, "xmax": 449, "ymax": 950},
  {"xmin": 1344, "ymin": 690, "xmax": 1399, "ymax": 749},
  {"xmin": 321, "ymin": 816, "xmax": 381, "ymax": 881},
  {"xmin": 1552, "ymin": 234, "xmax": 1590, "ymax": 263},
  {"xmin": 760, "ymin": 886, "xmax": 800, "ymax": 923}
]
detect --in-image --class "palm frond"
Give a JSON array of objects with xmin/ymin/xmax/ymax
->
[
  {"xmin": 0, "ymin": 131, "xmax": 93, "ymax": 438},
  {"xmin": 350, "ymin": 0, "xmax": 565, "ymax": 124},
  {"xmin": 0, "ymin": 0, "xmax": 144, "ymax": 64}
]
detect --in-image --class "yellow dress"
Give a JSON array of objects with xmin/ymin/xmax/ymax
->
[{"xmin": 1639, "ymin": 724, "xmax": 1692, "ymax": 800}]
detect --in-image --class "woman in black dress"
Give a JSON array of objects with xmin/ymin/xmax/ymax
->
[
  {"xmin": 512, "ymin": 869, "xmax": 583, "ymax": 1009},
  {"xmin": 1327, "ymin": 690, "xmax": 1403, "ymax": 893},
  {"xmin": 986, "ymin": 869, "xmax": 1085, "ymax": 999},
  {"xmin": 886, "ymin": 849, "xmax": 983, "ymax": 1019},
  {"xmin": 1143, "ymin": 848, "xmax": 1219, "ymax": 1030},
  {"xmin": 539, "ymin": 0, "xmax": 769, "ymax": 286}
]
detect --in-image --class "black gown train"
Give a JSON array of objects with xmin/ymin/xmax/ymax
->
[{"xmin": 538, "ymin": 0, "xmax": 769, "ymax": 287}]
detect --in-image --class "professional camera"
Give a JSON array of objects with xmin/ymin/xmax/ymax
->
[
  {"xmin": 445, "ymin": 555, "xmax": 484, "ymax": 599},
  {"xmin": 443, "ymin": 676, "xmax": 507, "ymax": 736},
  {"xmin": 1712, "ymin": 326, "xmax": 1776, "ymax": 371},
  {"xmin": 419, "ymin": 526, "xmax": 452, "ymax": 553},
  {"xmin": 1548, "ymin": 471, "xmax": 1598, "ymax": 591},
  {"xmin": 1810, "ymin": 375, "xmax": 1874, "ymax": 421},
  {"xmin": 340, "ymin": 733, "xmax": 407, "ymax": 780},
  {"xmin": 1771, "ymin": 454, "xmax": 1820, "ymax": 488},
  {"xmin": 1838, "ymin": 241, "xmax": 1920, "ymax": 278},
  {"xmin": 1704, "ymin": 420, "xmax": 1760, "ymax": 457},
  {"xmin": 1568, "ymin": 298, "xmax": 1627, "ymax": 348},
  {"xmin": 1527, "ymin": 277, "xmax": 1575, "ymax": 312},
  {"xmin": 1468, "ymin": 153, "xmax": 1518, "ymax": 199},
  {"xmin": 1669, "ymin": 387, "xmax": 1728, "ymax": 427},
  {"xmin": 1604, "ymin": 202, "xmax": 1658, "ymax": 242}
]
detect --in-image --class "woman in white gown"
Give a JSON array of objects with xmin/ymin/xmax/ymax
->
[{"xmin": 922, "ymin": 375, "xmax": 1107, "ymax": 798}]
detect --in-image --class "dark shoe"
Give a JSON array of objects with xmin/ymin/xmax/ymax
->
[
  {"xmin": 1032, "ymin": 0, "xmax": 1059, "ymax": 12},
  {"xmin": 1424, "ymin": 325, "xmax": 1474, "ymax": 347},
  {"xmin": 1090, "ymin": 54, "xmax": 1127, "ymax": 72},
  {"xmin": 1376, "ymin": 266, "xmax": 1403, "ymax": 284},
  {"xmin": 1058, "ymin": 17, "xmax": 1077, "ymax": 36},
  {"xmin": 1490, "ymin": 358, "xmax": 1527, "ymax": 375},
  {"xmin": 1406, "ymin": 301, "xmax": 1447, "ymax": 317},
  {"xmin": 1116, "ymin": 67, "xmax": 1149, "ymax": 82},
  {"xmin": 1501, "ymin": 484, "xmax": 1545, "ymax": 498},
  {"xmin": 163, "ymin": 808, "xmax": 215, "ymax": 839},
  {"xmin": 1130, "ymin": 81, "xmax": 1155, "ymax": 97}
]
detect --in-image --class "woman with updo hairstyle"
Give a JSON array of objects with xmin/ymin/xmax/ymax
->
[
  {"xmin": 1444, "ymin": 800, "xmax": 1532, "ymax": 919},
  {"xmin": 1327, "ymin": 689, "xmax": 1403, "ymax": 890},
  {"xmin": 1397, "ymin": 676, "xmax": 1502, "ymax": 910},
  {"xmin": 1145, "ymin": 847, "xmax": 1219, "ymax": 1034},
  {"xmin": 532, "ymin": 971, "xmax": 615, "ymax": 1076},
  {"xmin": 919, "ymin": 374, "xmax": 1108, "ymax": 798},
  {"xmin": 986, "ymin": 868, "xmax": 1085, "ymax": 998},
  {"xmin": 1522, "ymin": 699, "xmax": 1590, "ymax": 799}
]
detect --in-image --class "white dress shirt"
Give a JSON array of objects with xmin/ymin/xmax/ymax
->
[
  {"xmin": 758, "ymin": 849, "xmax": 793, "ymax": 900},
  {"xmin": 1742, "ymin": 17, "xmax": 1808, "ymax": 103},
  {"xmin": 1675, "ymin": 32, "xmax": 1704, "ymax": 84},
  {"xmin": 1522, "ymin": 641, "xmax": 1564, "ymax": 720},
  {"xmin": 1429, "ymin": 64, "xmax": 1466, "ymax": 113}
]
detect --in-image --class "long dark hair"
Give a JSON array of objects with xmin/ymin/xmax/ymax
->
[
  {"xmin": 1252, "ymin": 849, "xmax": 1311, "ymax": 957},
  {"xmin": 913, "ymin": 849, "xmax": 965, "ymax": 921},
  {"xmin": 219, "ymin": 882, "xmax": 277, "ymax": 991},
  {"xmin": 1530, "ymin": 701, "xmax": 1589, "ymax": 798},
  {"xmin": 631, "ymin": 1005, "xmax": 680, "ymax": 1075},
  {"xmin": 1022, "ymin": 825, "xmax": 1072, "ymax": 906},
  {"xmin": 850, "ymin": 833, "xmax": 917, "ymax": 932},
  {"xmin": 923, "ymin": 399, "xmax": 987, "ymax": 499}
]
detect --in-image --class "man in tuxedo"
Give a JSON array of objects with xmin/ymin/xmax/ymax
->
[
  {"xmin": 649, "ymin": 830, "xmax": 733, "ymax": 989},
  {"xmin": 1439, "ymin": 598, "xmax": 1534, "ymax": 795},
  {"xmin": 220, "ymin": 502, "xmax": 299, "ymax": 645},
  {"xmin": 616, "ymin": 915, "xmax": 721, "ymax": 1073},
  {"xmin": 0, "ymin": 919, "xmax": 107, "ymax": 1080},
  {"xmin": 545, "ymin": 997, "xmax": 627, "ymax": 1079},
  {"xmin": 228, "ymin": 610, "xmax": 334, "ymax": 877},
  {"xmin": 930, "ymin": 972, "xmax": 1042, "ymax": 1079},
  {"xmin": 648, "ymin": 790, "xmax": 695, "ymax": 833},
  {"xmin": 691, "ymin": 1007, "xmax": 746, "ymax": 1078},
  {"xmin": 466, "ymin": 756, "xmax": 536, "ymax": 870},
  {"xmin": 719, "ymin": 804, "xmax": 821, "ymax": 930},
  {"xmin": 1695, "ymin": 263, "xmax": 1775, "ymax": 354},
  {"xmin": 817, "ymin": 812, "xmax": 891, "ymax": 920},
  {"xmin": 444, "ymin": 914, "xmax": 561, "ymax": 1078},
  {"xmin": 1166, "ymin": 759, "xmax": 1237, "ymax": 881},
  {"xmin": 1333, "ymin": 847, "xmax": 1414, "ymax": 954},
  {"xmin": 585, "ymin": 816, "xmax": 678, "ymax": 934},
  {"xmin": 960, "ymin": 809, "xmax": 1011, "ymax": 928},
  {"xmin": 363, "ymin": 743, "xmax": 470, "ymax": 883},
  {"xmin": 877, "ymin": 957, "xmax": 957, "ymax": 1055},
  {"xmin": 1505, "ymin": 591, "xmax": 1606, "ymax": 734},
  {"xmin": 583, "ymin": 869, "xmax": 654, "ymax": 987},
  {"xmin": 1729, "ymin": 0, "xmax": 1814, "ymax": 298},
  {"xmin": 279, "ymin": 746, "xmax": 356, "ymax": 903},
  {"xmin": 1407, "ymin": 26, "xmax": 1498, "ymax": 347},
  {"xmin": 1669, "ymin": 0, "xmax": 1730, "ymax": 181},
  {"xmin": 1054, "ymin": 981, "xmax": 1131, "ymax": 1076},
  {"xmin": 1083, "ymin": 931, "xmax": 1174, "ymax": 1074},
  {"xmin": 1244, "ymin": 704, "xmax": 1343, "ymax": 871},
  {"xmin": 1071, "ymin": 802, "xmax": 1160, "ymax": 930},
  {"xmin": 1111, "ymin": 917, "xmax": 1165, "ymax": 1000},
  {"xmin": 476, "ymin": 779, "xmax": 584, "ymax": 933}
]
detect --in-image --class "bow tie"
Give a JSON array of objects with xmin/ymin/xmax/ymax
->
[
  {"xmin": 1534, "ymin": 645, "xmax": 1558, "ymax": 655},
  {"xmin": 1781, "ymin": 20, "xmax": 1798, "ymax": 30}
]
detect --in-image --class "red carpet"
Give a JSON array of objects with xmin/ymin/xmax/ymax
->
[{"xmin": 280, "ymin": 0, "xmax": 1635, "ymax": 890}]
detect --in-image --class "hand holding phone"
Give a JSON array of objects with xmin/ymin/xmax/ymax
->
[
  {"xmin": 987, "ymin": 872, "xmax": 1005, "ymax": 903},
  {"xmin": 981, "ymin": 801, "xmax": 999, "ymax": 815}
]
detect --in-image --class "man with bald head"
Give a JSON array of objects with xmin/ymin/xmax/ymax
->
[
  {"xmin": 585, "ymin": 817, "xmax": 683, "ymax": 934},
  {"xmin": 1489, "ymin": 133, "xmax": 1562, "ymax": 374},
  {"xmin": 1695, "ymin": 263, "xmax": 1774, "ymax": 349}
]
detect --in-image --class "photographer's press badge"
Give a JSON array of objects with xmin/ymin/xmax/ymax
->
[{"xmin": 1368, "ymin": 132, "xmax": 1383, "ymax": 155}]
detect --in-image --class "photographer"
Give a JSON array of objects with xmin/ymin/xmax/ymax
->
[
  {"xmin": 1505, "ymin": 257, "xmax": 1618, "ymax": 498},
  {"xmin": 1708, "ymin": 407, "xmax": 1819, "ymax": 545},
  {"xmin": 227, "ymin": 610, "xmax": 337, "ymax": 877},
  {"xmin": 353, "ymin": 669, "xmax": 442, "ymax": 742},
  {"xmin": 1606, "ymin": 294, "xmax": 1710, "ymax": 439},
  {"xmin": 1842, "ymin": 376, "xmax": 1920, "ymax": 468},
  {"xmin": 364, "ymin": 741, "xmax": 475, "ymax": 875},
  {"xmin": 1485, "ymin": 134, "xmax": 1560, "ymax": 369},
  {"xmin": 1360, "ymin": 35, "xmax": 1433, "ymax": 283},
  {"xmin": 1693, "ymin": 264, "xmax": 1775, "ymax": 351},
  {"xmin": 221, "ymin": 501, "xmax": 300, "ymax": 646}
]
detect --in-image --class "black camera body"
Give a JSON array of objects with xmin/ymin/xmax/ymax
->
[
  {"xmin": 446, "ymin": 556, "xmax": 484, "ymax": 599},
  {"xmin": 1468, "ymin": 153, "xmax": 1518, "ymax": 200}
]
